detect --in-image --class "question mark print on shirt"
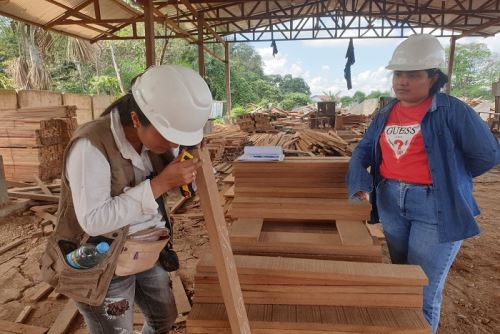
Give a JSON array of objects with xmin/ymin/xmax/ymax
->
[{"xmin": 384, "ymin": 124, "xmax": 421, "ymax": 159}]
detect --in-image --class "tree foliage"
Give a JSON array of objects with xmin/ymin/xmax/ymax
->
[{"xmin": 448, "ymin": 43, "xmax": 500, "ymax": 99}]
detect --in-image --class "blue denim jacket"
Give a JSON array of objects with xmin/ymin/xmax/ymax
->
[{"xmin": 346, "ymin": 93, "xmax": 500, "ymax": 243}]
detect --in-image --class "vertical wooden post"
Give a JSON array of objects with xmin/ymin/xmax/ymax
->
[
  {"xmin": 0, "ymin": 156, "xmax": 9, "ymax": 206},
  {"xmin": 445, "ymin": 36, "xmax": 457, "ymax": 94},
  {"xmin": 194, "ymin": 147, "xmax": 251, "ymax": 334},
  {"xmin": 143, "ymin": 0, "xmax": 155, "ymax": 67},
  {"xmin": 225, "ymin": 42, "xmax": 231, "ymax": 118},
  {"xmin": 198, "ymin": 13, "xmax": 205, "ymax": 77}
]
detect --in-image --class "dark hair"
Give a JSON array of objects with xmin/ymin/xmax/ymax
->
[
  {"xmin": 426, "ymin": 69, "xmax": 449, "ymax": 96},
  {"xmin": 100, "ymin": 93, "xmax": 151, "ymax": 127}
]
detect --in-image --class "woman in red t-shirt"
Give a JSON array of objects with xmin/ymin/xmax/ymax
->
[{"xmin": 352, "ymin": 35, "xmax": 463, "ymax": 334}]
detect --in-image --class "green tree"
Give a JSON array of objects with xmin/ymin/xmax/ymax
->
[
  {"xmin": 366, "ymin": 90, "xmax": 390, "ymax": 99},
  {"xmin": 279, "ymin": 74, "xmax": 311, "ymax": 95},
  {"xmin": 280, "ymin": 92, "xmax": 311, "ymax": 111},
  {"xmin": 352, "ymin": 91, "xmax": 366, "ymax": 103},
  {"xmin": 449, "ymin": 43, "xmax": 500, "ymax": 99},
  {"xmin": 340, "ymin": 96, "xmax": 353, "ymax": 107}
]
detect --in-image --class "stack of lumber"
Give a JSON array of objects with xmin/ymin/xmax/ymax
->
[
  {"xmin": 236, "ymin": 113, "xmax": 275, "ymax": 132},
  {"xmin": 0, "ymin": 106, "xmax": 76, "ymax": 181},
  {"xmin": 339, "ymin": 114, "xmax": 369, "ymax": 127},
  {"xmin": 204, "ymin": 125, "xmax": 248, "ymax": 162},
  {"xmin": 187, "ymin": 254, "xmax": 430, "ymax": 333},
  {"xmin": 228, "ymin": 157, "xmax": 381, "ymax": 262},
  {"xmin": 247, "ymin": 130, "xmax": 351, "ymax": 156},
  {"xmin": 229, "ymin": 157, "xmax": 369, "ymax": 220},
  {"xmin": 236, "ymin": 114, "xmax": 255, "ymax": 131},
  {"xmin": 195, "ymin": 254, "xmax": 427, "ymax": 307}
]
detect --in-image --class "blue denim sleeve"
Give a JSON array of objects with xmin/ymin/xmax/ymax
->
[
  {"xmin": 450, "ymin": 98, "xmax": 500, "ymax": 177},
  {"xmin": 346, "ymin": 115, "xmax": 380, "ymax": 199}
]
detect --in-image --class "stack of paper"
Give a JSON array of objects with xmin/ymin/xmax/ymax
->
[{"xmin": 237, "ymin": 146, "xmax": 284, "ymax": 161}]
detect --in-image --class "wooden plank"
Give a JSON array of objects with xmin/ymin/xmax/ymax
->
[
  {"xmin": 195, "ymin": 284, "xmax": 422, "ymax": 295},
  {"xmin": 222, "ymin": 174, "xmax": 234, "ymax": 184},
  {"xmin": 29, "ymin": 282, "xmax": 53, "ymax": 302},
  {"xmin": 0, "ymin": 320, "xmax": 47, "ymax": 334},
  {"xmin": 8, "ymin": 191, "xmax": 59, "ymax": 202},
  {"xmin": 91, "ymin": 95, "xmax": 114, "ymax": 119},
  {"xmin": 367, "ymin": 223, "xmax": 385, "ymax": 239},
  {"xmin": 17, "ymin": 90, "xmax": 62, "ymax": 108},
  {"xmin": 197, "ymin": 254, "xmax": 428, "ymax": 286},
  {"xmin": 0, "ymin": 89, "xmax": 17, "ymax": 110},
  {"xmin": 34, "ymin": 211, "xmax": 57, "ymax": 223},
  {"xmin": 170, "ymin": 196, "xmax": 188, "ymax": 214},
  {"xmin": 223, "ymin": 185, "xmax": 234, "ymax": 198},
  {"xmin": 171, "ymin": 272, "xmax": 192, "ymax": 314},
  {"xmin": 186, "ymin": 304, "xmax": 431, "ymax": 333},
  {"xmin": 194, "ymin": 147, "xmax": 250, "ymax": 334},
  {"xmin": 229, "ymin": 198, "xmax": 371, "ymax": 221},
  {"xmin": 230, "ymin": 218, "xmax": 264, "ymax": 243},
  {"xmin": 63, "ymin": 93, "xmax": 93, "ymax": 125},
  {"xmin": 194, "ymin": 291, "xmax": 422, "ymax": 308},
  {"xmin": 335, "ymin": 220, "xmax": 374, "ymax": 246},
  {"xmin": 35, "ymin": 177, "xmax": 52, "ymax": 195},
  {"xmin": 48, "ymin": 290, "xmax": 62, "ymax": 300},
  {"xmin": 47, "ymin": 300, "xmax": 79, "ymax": 334},
  {"xmin": 15, "ymin": 306, "xmax": 33, "ymax": 323},
  {"xmin": 0, "ymin": 238, "xmax": 24, "ymax": 255}
]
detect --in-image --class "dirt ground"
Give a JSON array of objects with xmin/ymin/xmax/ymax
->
[{"xmin": 0, "ymin": 167, "xmax": 498, "ymax": 333}]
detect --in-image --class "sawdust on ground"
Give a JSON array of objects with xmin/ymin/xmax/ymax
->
[{"xmin": 0, "ymin": 168, "xmax": 498, "ymax": 333}]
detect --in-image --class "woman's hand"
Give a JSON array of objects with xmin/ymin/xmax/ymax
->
[
  {"xmin": 354, "ymin": 191, "xmax": 369, "ymax": 201},
  {"xmin": 150, "ymin": 156, "xmax": 202, "ymax": 198}
]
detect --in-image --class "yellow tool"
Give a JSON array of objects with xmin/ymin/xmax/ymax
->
[{"xmin": 179, "ymin": 147, "xmax": 196, "ymax": 198}]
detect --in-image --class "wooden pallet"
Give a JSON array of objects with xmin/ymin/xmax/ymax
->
[{"xmin": 229, "ymin": 219, "xmax": 382, "ymax": 262}]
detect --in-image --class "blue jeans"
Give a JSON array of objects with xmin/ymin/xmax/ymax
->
[
  {"xmin": 75, "ymin": 264, "xmax": 177, "ymax": 334},
  {"xmin": 376, "ymin": 179, "xmax": 462, "ymax": 334}
]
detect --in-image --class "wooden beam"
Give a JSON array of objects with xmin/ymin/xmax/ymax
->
[
  {"xmin": 445, "ymin": 35, "xmax": 456, "ymax": 94},
  {"xmin": 194, "ymin": 147, "xmax": 250, "ymax": 334},
  {"xmin": 198, "ymin": 13, "xmax": 206, "ymax": 77},
  {"xmin": 47, "ymin": 300, "xmax": 79, "ymax": 334},
  {"xmin": 8, "ymin": 191, "xmax": 59, "ymax": 203},
  {"xmin": 15, "ymin": 306, "xmax": 33, "ymax": 324},
  {"xmin": 0, "ymin": 320, "xmax": 47, "ymax": 334},
  {"xmin": 178, "ymin": 0, "xmax": 226, "ymax": 45},
  {"xmin": 225, "ymin": 42, "xmax": 231, "ymax": 118},
  {"xmin": 143, "ymin": 0, "xmax": 156, "ymax": 66},
  {"xmin": 0, "ymin": 238, "xmax": 24, "ymax": 255}
]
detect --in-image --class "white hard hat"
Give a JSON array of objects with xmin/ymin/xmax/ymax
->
[
  {"xmin": 132, "ymin": 64, "xmax": 212, "ymax": 146},
  {"xmin": 386, "ymin": 34, "xmax": 445, "ymax": 71}
]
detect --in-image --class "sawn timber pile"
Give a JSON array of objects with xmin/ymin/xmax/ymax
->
[{"xmin": 0, "ymin": 106, "xmax": 77, "ymax": 181}]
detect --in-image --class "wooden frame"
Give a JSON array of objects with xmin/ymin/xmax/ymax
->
[{"xmin": 229, "ymin": 218, "xmax": 383, "ymax": 263}]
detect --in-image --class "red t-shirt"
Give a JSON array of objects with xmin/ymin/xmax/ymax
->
[{"xmin": 379, "ymin": 98, "xmax": 433, "ymax": 184}]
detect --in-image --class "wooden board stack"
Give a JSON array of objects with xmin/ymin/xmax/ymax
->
[
  {"xmin": 247, "ymin": 130, "xmax": 351, "ymax": 156},
  {"xmin": 187, "ymin": 254, "xmax": 431, "ymax": 333},
  {"xmin": 227, "ymin": 157, "xmax": 382, "ymax": 262},
  {"xmin": 0, "ymin": 90, "xmax": 77, "ymax": 182},
  {"xmin": 236, "ymin": 113, "xmax": 275, "ymax": 132},
  {"xmin": 229, "ymin": 157, "xmax": 369, "ymax": 220}
]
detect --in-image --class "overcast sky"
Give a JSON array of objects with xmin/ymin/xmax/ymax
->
[{"xmin": 250, "ymin": 33, "xmax": 500, "ymax": 97}]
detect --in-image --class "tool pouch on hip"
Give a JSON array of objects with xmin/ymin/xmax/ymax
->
[{"xmin": 115, "ymin": 228, "xmax": 169, "ymax": 276}]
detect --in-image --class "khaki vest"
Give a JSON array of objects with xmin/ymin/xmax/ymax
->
[{"xmin": 40, "ymin": 114, "xmax": 173, "ymax": 306}]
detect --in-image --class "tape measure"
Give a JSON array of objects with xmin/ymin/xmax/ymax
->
[{"xmin": 179, "ymin": 148, "xmax": 196, "ymax": 198}]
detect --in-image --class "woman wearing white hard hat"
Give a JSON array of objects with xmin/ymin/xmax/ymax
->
[
  {"xmin": 40, "ymin": 64, "xmax": 212, "ymax": 333},
  {"xmin": 347, "ymin": 34, "xmax": 499, "ymax": 333}
]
